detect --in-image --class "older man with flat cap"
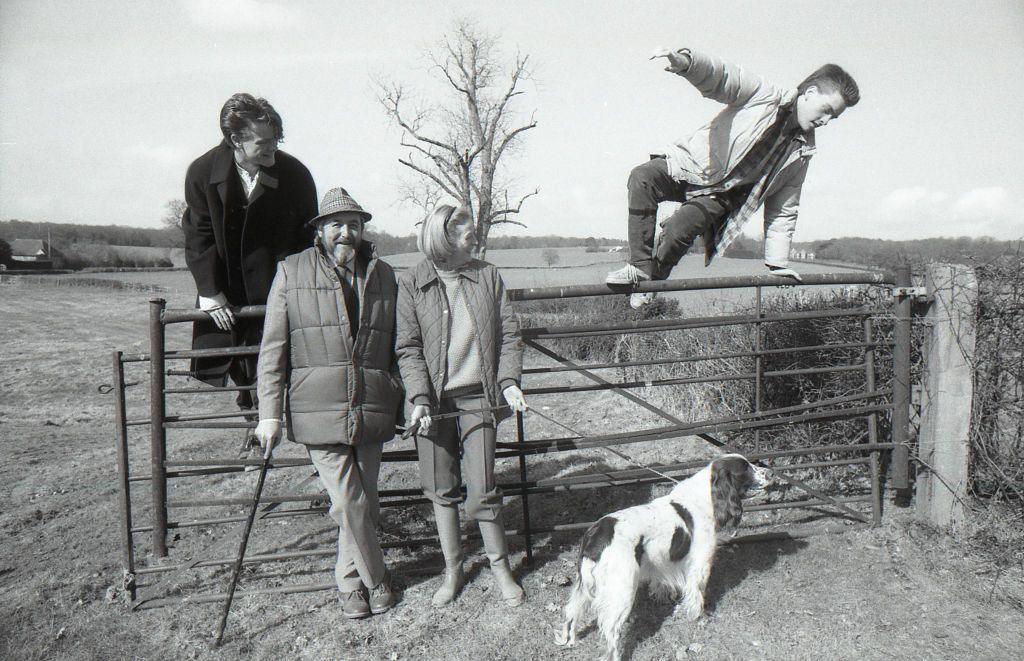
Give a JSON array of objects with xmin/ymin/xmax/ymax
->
[{"xmin": 254, "ymin": 187, "xmax": 402, "ymax": 618}]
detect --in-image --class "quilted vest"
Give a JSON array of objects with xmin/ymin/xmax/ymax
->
[{"xmin": 282, "ymin": 244, "xmax": 401, "ymax": 446}]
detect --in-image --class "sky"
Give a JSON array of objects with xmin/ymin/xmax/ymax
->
[{"xmin": 1, "ymin": 0, "xmax": 1023, "ymax": 243}]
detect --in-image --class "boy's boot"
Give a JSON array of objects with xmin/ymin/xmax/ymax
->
[
  {"xmin": 478, "ymin": 519, "xmax": 525, "ymax": 606},
  {"xmin": 431, "ymin": 504, "xmax": 465, "ymax": 607}
]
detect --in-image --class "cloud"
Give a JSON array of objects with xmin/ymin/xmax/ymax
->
[
  {"xmin": 182, "ymin": 0, "xmax": 304, "ymax": 31},
  {"xmin": 878, "ymin": 186, "xmax": 950, "ymax": 219},
  {"xmin": 870, "ymin": 185, "xmax": 1024, "ymax": 240},
  {"xmin": 952, "ymin": 186, "xmax": 1010, "ymax": 221}
]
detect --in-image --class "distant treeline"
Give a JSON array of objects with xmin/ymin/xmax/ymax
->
[
  {"xmin": 0, "ymin": 220, "xmax": 183, "ymax": 249},
  {"xmin": 794, "ymin": 236, "xmax": 1024, "ymax": 271},
  {"xmin": 365, "ymin": 230, "xmax": 626, "ymax": 256},
  {"xmin": 1, "ymin": 219, "xmax": 625, "ymax": 258}
]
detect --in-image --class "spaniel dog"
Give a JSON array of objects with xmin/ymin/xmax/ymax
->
[{"xmin": 554, "ymin": 454, "xmax": 773, "ymax": 661}]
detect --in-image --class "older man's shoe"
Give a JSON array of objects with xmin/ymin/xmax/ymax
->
[
  {"xmin": 341, "ymin": 587, "xmax": 371, "ymax": 619},
  {"xmin": 369, "ymin": 576, "xmax": 396, "ymax": 614}
]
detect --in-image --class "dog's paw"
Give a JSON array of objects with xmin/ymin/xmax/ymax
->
[
  {"xmin": 674, "ymin": 601, "xmax": 705, "ymax": 622},
  {"xmin": 553, "ymin": 627, "xmax": 570, "ymax": 647}
]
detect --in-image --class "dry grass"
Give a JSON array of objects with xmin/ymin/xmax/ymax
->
[{"xmin": 2, "ymin": 265, "xmax": 1023, "ymax": 661}]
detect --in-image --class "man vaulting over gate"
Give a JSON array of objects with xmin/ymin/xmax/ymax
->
[{"xmin": 606, "ymin": 47, "xmax": 860, "ymax": 308}]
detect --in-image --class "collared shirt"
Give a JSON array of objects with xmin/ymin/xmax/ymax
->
[
  {"xmin": 235, "ymin": 164, "xmax": 259, "ymax": 199},
  {"xmin": 691, "ymin": 106, "xmax": 808, "ymax": 261}
]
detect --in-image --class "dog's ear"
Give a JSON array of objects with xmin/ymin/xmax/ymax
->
[{"xmin": 711, "ymin": 462, "xmax": 744, "ymax": 529}]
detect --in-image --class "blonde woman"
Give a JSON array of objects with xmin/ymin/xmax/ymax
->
[{"xmin": 396, "ymin": 204, "xmax": 528, "ymax": 607}]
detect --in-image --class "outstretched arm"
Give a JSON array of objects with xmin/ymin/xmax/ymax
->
[{"xmin": 650, "ymin": 47, "xmax": 781, "ymax": 107}]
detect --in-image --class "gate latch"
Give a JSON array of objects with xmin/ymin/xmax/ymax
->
[{"xmin": 891, "ymin": 285, "xmax": 930, "ymax": 301}]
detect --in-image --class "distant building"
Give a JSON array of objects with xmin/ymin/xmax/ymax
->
[
  {"xmin": 10, "ymin": 239, "xmax": 55, "ymax": 269},
  {"xmin": 790, "ymin": 248, "xmax": 816, "ymax": 261}
]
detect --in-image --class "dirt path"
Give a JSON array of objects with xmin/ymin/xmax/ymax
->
[{"xmin": 1, "ymin": 279, "xmax": 1022, "ymax": 660}]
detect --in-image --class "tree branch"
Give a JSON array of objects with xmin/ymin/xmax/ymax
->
[
  {"xmin": 492, "ymin": 114, "xmax": 538, "ymax": 165},
  {"xmin": 398, "ymin": 158, "xmax": 460, "ymax": 199},
  {"xmin": 488, "ymin": 188, "xmax": 539, "ymax": 222},
  {"xmin": 485, "ymin": 53, "xmax": 530, "ymax": 146}
]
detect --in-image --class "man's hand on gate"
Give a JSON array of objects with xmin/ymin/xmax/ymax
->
[
  {"xmin": 254, "ymin": 419, "xmax": 282, "ymax": 459},
  {"xmin": 649, "ymin": 47, "xmax": 691, "ymax": 73},
  {"xmin": 768, "ymin": 266, "xmax": 803, "ymax": 283},
  {"xmin": 206, "ymin": 305, "xmax": 236, "ymax": 331},
  {"xmin": 503, "ymin": 384, "xmax": 529, "ymax": 413}
]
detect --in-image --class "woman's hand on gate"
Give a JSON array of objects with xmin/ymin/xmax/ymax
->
[
  {"xmin": 254, "ymin": 419, "xmax": 282, "ymax": 459},
  {"xmin": 503, "ymin": 384, "xmax": 529, "ymax": 413},
  {"xmin": 410, "ymin": 405, "xmax": 432, "ymax": 435}
]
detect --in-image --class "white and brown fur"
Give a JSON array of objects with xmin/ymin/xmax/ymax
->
[{"xmin": 554, "ymin": 454, "xmax": 773, "ymax": 661}]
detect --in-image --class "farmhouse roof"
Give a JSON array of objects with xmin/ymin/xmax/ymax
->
[{"xmin": 10, "ymin": 239, "xmax": 49, "ymax": 256}]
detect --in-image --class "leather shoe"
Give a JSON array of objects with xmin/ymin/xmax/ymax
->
[
  {"xmin": 369, "ymin": 576, "xmax": 396, "ymax": 614},
  {"xmin": 341, "ymin": 587, "xmax": 370, "ymax": 619}
]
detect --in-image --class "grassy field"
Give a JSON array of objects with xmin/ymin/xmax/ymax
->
[
  {"xmin": 48, "ymin": 249, "xmax": 868, "ymax": 314},
  {"xmin": 2, "ymin": 255, "xmax": 1022, "ymax": 660}
]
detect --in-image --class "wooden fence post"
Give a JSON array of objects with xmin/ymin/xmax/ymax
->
[{"xmin": 915, "ymin": 263, "xmax": 977, "ymax": 528}]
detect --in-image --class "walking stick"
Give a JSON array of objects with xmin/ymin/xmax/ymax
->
[{"xmin": 213, "ymin": 456, "xmax": 270, "ymax": 647}]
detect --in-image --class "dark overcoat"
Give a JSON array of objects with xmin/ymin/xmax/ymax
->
[{"xmin": 182, "ymin": 140, "xmax": 317, "ymax": 384}]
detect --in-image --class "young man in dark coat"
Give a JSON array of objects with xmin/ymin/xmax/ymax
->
[{"xmin": 182, "ymin": 93, "xmax": 317, "ymax": 455}]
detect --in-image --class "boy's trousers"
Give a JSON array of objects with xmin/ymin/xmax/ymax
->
[{"xmin": 627, "ymin": 157, "xmax": 731, "ymax": 279}]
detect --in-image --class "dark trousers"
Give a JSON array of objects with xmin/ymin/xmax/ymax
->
[
  {"xmin": 627, "ymin": 157, "xmax": 731, "ymax": 279},
  {"xmin": 228, "ymin": 351, "xmax": 258, "ymax": 413}
]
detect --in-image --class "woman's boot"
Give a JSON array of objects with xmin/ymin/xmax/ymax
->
[
  {"xmin": 478, "ymin": 519, "xmax": 525, "ymax": 606},
  {"xmin": 431, "ymin": 504, "xmax": 465, "ymax": 606}
]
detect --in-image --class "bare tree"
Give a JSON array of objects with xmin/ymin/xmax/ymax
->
[
  {"xmin": 161, "ymin": 198, "xmax": 187, "ymax": 231},
  {"xmin": 378, "ymin": 21, "xmax": 538, "ymax": 259}
]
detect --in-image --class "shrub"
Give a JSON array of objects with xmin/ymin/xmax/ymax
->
[
  {"xmin": 515, "ymin": 285, "xmax": 911, "ymax": 496},
  {"xmin": 971, "ymin": 252, "xmax": 1024, "ymax": 502}
]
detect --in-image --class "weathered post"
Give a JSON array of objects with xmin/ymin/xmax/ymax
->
[
  {"xmin": 149, "ymin": 298, "xmax": 168, "ymax": 557},
  {"xmin": 915, "ymin": 264, "xmax": 977, "ymax": 527},
  {"xmin": 891, "ymin": 265, "xmax": 913, "ymax": 503},
  {"xmin": 112, "ymin": 351, "xmax": 137, "ymax": 600}
]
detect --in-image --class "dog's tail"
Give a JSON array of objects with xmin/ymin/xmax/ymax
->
[
  {"xmin": 555, "ymin": 546, "xmax": 600, "ymax": 647},
  {"xmin": 554, "ymin": 567, "xmax": 592, "ymax": 647}
]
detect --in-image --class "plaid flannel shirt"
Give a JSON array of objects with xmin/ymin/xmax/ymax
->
[{"xmin": 689, "ymin": 106, "xmax": 806, "ymax": 263}]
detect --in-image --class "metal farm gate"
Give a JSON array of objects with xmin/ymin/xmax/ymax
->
[{"xmin": 110, "ymin": 268, "xmax": 914, "ymax": 608}]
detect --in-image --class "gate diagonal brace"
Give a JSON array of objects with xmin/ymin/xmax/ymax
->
[
  {"xmin": 131, "ymin": 468, "xmax": 320, "ymax": 609},
  {"xmin": 524, "ymin": 338, "xmax": 871, "ymax": 524}
]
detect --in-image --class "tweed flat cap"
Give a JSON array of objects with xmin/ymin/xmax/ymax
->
[{"xmin": 307, "ymin": 187, "xmax": 372, "ymax": 226}]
